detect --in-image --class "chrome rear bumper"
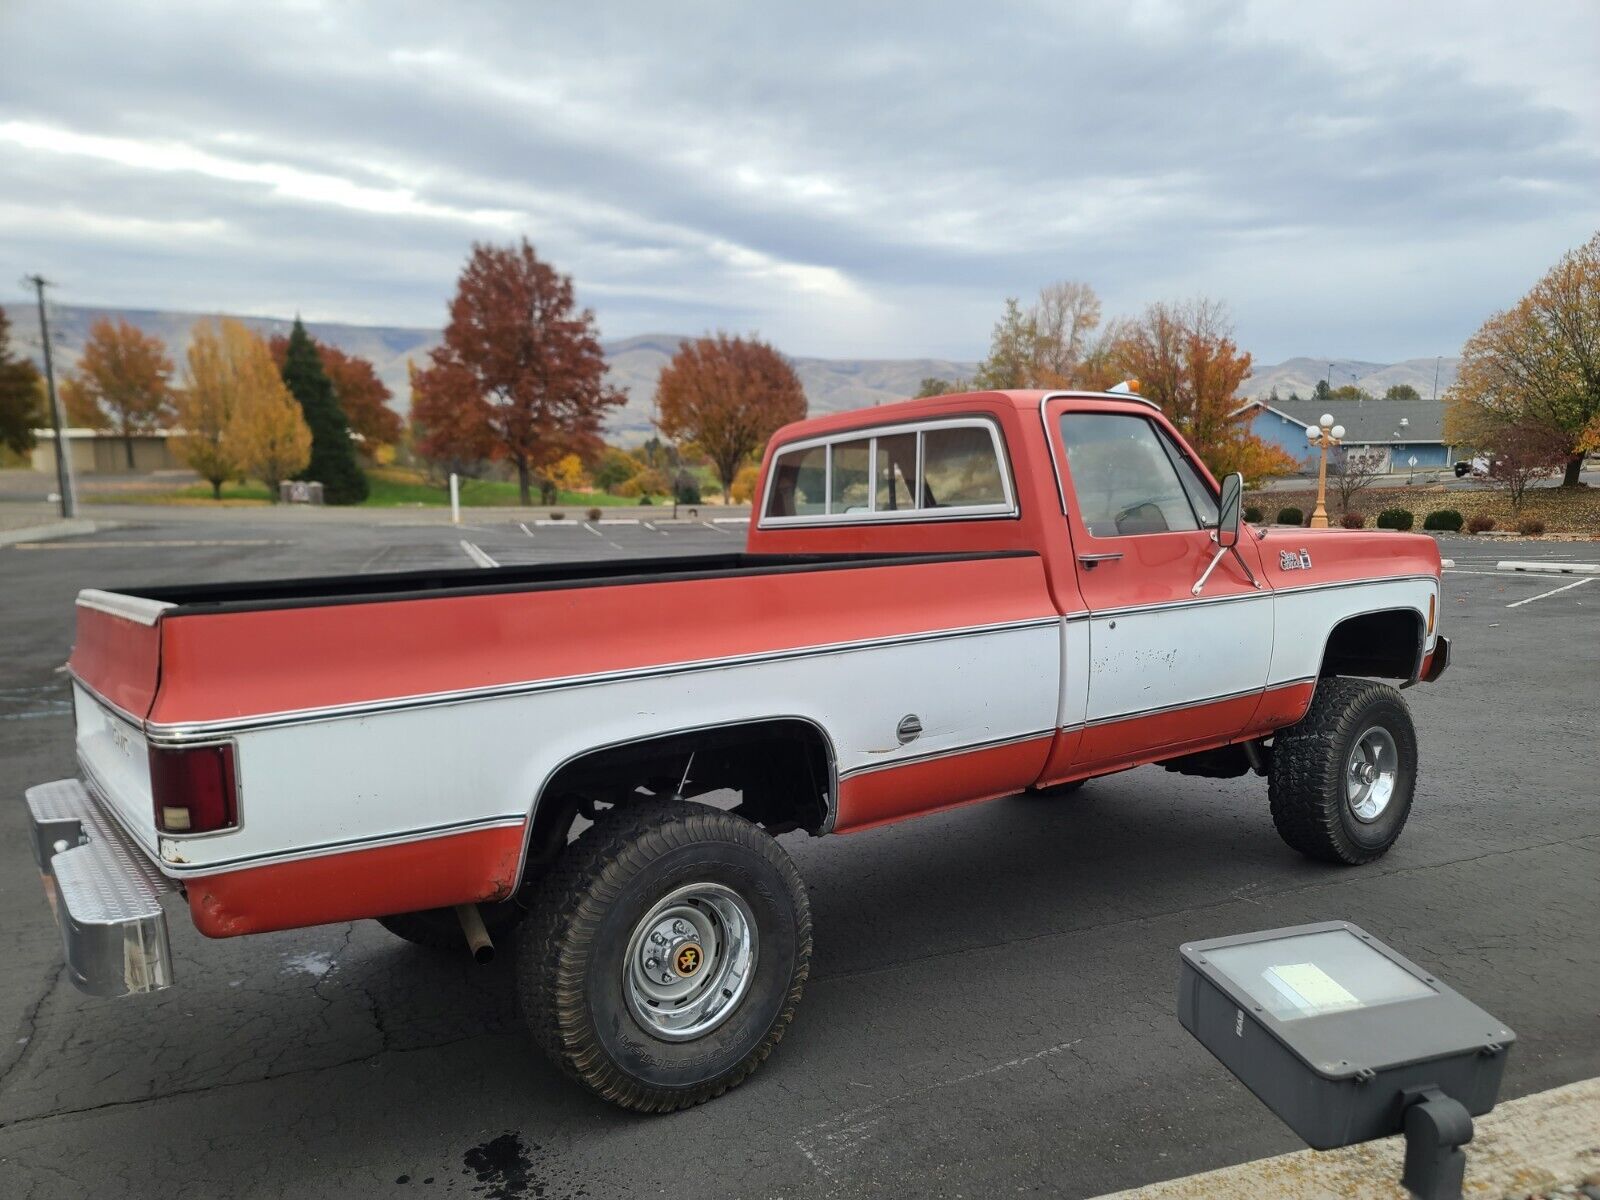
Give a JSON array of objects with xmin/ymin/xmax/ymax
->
[{"xmin": 26, "ymin": 778, "xmax": 177, "ymax": 997}]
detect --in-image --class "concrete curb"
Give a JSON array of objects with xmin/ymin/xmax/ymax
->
[
  {"xmin": 0, "ymin": 518, "xmax": 100, "ymax": 546},
  {"xmin": 1497, "ymin": 560, "xmax": 1600, "ymax": 575},
  {"xmin": 1091, "ymin": 1076, "xmax": 1600, "ymax": 1199}
]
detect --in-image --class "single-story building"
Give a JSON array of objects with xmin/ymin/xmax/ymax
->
[
  {"xmin": 1233, "ymin": 396, "xmax": 1457, "ymax": 473},
  {"xmin": 28, "ymin": 428, "xmax": 182, "ymax": 474}
]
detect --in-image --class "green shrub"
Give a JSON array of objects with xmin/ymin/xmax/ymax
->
[
  {"xmin": 1518, "ymin": 518, "xmax": 1546, "ymax": 536},
  {"xmin": 549, "ymin": 510, "xmax": 565, "ymax": 520},
  {"xmin": 1376, "ymin": 508, "xmax": 1414, "ymax": 530},
  {"xmin": 587, "ymin": 506, "xmax": 603, "ymax": 522},
  {"xmin": 1243, "ymin": 505, "xmax": 1263, "ymax": 523},
  {"xmin": 640, "ymin": 494, "xmax": 654, "ymax": 505},
  {"xmin": 1340, "ymin": 511, "xmax": 1365, "ymax": 529},
  {"xmin": 1467, "ymin": 514, "xmax": 1495, "ymax": 533},
  {"xmin": 1275, "ymin": 506, "xmax": 1304, "ymax": 526},
  {"xmin": 1423, "ymin": 509, "xmax": 1463, "ymax": 532}
]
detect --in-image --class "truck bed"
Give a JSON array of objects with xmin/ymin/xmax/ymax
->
[{"xmin": 119, "ymin": 550, "xmax": 1025, "ymax": 612}]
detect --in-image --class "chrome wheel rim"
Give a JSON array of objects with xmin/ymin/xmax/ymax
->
[
  {"xmin": 622, "ymin": 883, "xmax": 757, "ymax": 1042},
  {"xmin": 1346, "ymin": 726, "xmax": 1398, "ymax": 823}
]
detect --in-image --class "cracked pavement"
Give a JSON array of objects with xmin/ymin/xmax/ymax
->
[{"xmin": 2, "ymin": 518, "xmax": 1597, "ymax": 1198}]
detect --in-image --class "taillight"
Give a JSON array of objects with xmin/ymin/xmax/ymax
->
[{"xmin": 149, "ymin": 743, "xmax": 238, "ymax": 834}]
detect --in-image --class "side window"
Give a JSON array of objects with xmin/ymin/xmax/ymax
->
[
  {"xmin": 1060, "ymin": 413, "xmax": 1201, "ymax": 538},
  {"xmin": 921, "ymin": 425, "xmax": 1005, "ymax": 508},
  {"xmin": 1161, "ymin": 432, "xmax": 1220, "ymax": 528},
  {"xmin": 765, "ymin": 444, "xmax": 827, "ymax": 517}
]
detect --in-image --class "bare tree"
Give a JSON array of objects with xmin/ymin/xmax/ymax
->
[{"xmin": 1328, "ymin": 445, "xmax": 1386, "ymax": 515}]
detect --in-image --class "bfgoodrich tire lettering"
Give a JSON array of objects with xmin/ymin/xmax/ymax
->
[
  {"xmin": 1268, "ymin": 676, "xmax": 1418, "ymax": 865},
  {"xmin": 517, "ymin": 799, "xmax": 811, "ymax": 1112}
]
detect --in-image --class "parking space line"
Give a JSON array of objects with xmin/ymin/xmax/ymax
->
[
  {"xmin": 1506, "ymin": 576, "xmax": 1593, "ymax": 608},
  {"xmin": 459, "ymin": 540, "xmax": 498, "ymax": 568},
  {"xmin": 1444, "ymin": 569, "xmax": 1555, "ymax": 579},
  {"xmin": 519, "ymin": 523, "xmax": 534, "ymax": 538}
]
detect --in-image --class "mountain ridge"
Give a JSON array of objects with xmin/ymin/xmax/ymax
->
[{"xmin": 1, "ymin": 302, "xmax": 1459, "ymax": 444}]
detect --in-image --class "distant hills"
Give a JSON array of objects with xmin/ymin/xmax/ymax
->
[{"xmin": 1, "ymin": 302, "xmax": 1458, "ymax": 444}]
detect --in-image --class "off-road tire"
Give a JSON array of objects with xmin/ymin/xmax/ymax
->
[
  {"xmin": 1269, "ymin": 677, "xmax": 1418, "ymax": 865},
  {"xmin": 376, "ymin": 901, "xmax": 528, "ymax": 952},
  {"xmin": 517, "ymin": 799, "xmax": 811, "ymax": 1113}
]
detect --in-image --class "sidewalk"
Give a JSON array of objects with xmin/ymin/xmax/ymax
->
[{"xmin": 1094, "ymin": 1076, "xmax": 1600, "ymax": 1199}]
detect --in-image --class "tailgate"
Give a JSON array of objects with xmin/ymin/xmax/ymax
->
[{"xmin": 67, "ymin": 589, "xmax": 171, "ymax": 856}]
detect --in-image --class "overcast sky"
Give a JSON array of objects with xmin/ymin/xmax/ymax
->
[{"xmin": 3, "ymin": 0, "xmax": 1597, "ymax": 363}]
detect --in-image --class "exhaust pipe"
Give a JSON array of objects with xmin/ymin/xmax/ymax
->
[{"xmin": 455, "ymin": 903, "xmax": 495, "ymax": 964}]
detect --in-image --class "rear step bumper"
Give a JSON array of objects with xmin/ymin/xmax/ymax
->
[{"xmin": 26, "ymin": 778, "xmax": 177, "ymax": 997}]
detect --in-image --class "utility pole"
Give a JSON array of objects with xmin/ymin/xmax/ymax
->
[
  {"xmin": 23, "ymin": 274, "xmax": 76, "ymax": 518},
  {"xmin": 1431, "ymin": 356, "xmax": 1442, "ymax": 403}
]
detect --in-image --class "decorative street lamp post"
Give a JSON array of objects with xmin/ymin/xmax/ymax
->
[{"xmin": 1307, "ymin": 413, "xmax": 1346, "ymax": 529}]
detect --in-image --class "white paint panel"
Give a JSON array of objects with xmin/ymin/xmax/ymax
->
[
  {"xmin": 73, "ymin": 684, "xmax": 158, "ymax": 855},
  {"xmin": 1269, "ymin": 578, "xmax": 1438, "ymax": 684},
  {"xmin": 1057, "ymin": 618, "xmax": 1090, "ymax": 730},
  {"xmin": 163, "ymin": 624, "xmax": 1061, "ymax": 874},
  {"xmin": 1086, "ymin": 596, "xmax": 1273, "ymax": 723}
]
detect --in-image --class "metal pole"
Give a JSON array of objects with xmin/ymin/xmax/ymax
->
[
  {"xmin": 25, "ymin": 274, "xmax": 76, "ymax": 518},
  {"xmin": 1311, "ymin": 433, "xmax": 1331, "ymax": 528}
]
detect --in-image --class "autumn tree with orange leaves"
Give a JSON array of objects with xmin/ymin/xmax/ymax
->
[
  {"xmin": 175, "ymin": 318, "xmax": 309, "ymax": 499},
  {"xmin": 61, "ymin": 318, "xmax": 176, "ymax": 468},
  {"xmin": 413, "ymin": 240, "xmax": 623, "ymax": 505},
  {"xmin": 655, "ymin": 334, "xmax": 808, "ymax": 502},
  {"xmin": 269, "ymin": 335, "xmax": 401, "ymax": 452},
  {"xmin": 1445, "ymin": 231, "xmax": 1600, "ymax": 487},
  {"xmin": 1110, "ymin": 299, "xmax": 1298, "ymax": 485}
]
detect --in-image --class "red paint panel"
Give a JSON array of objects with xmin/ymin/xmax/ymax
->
[
  {"xmin": 1243, "ymin": 679, "xmax": 1318, "ymax": 736},
  {"xmin": 185, "ymin": 824, "xmax": 525, "ymax": 938},
  {"xmin": 1260, "ymin": 528, "xmax": 1441, "ymax": 589},
  {"xmin": 1074, "ymin": 693, "xmax": 1265, "ymax": 773},
  {"xmin": 834, "ymin": 734, "xmax": 1054, "ymax": 833},
  {"xmin": 69, "ymin": 605, "xmax": 162, "ymax": 719},
  {"xmin": 150, "ymin": 556, "xmax": 1056, "ymax": 725}
]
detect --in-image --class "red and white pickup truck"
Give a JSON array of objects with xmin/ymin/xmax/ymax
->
[{"xmin": 27, "ymin": 388, "xmax": 1449, "ymax": 1111}]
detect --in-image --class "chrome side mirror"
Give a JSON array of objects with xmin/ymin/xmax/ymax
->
[
  {"xmin": 1193, "ymin": 472, "xmax": 1259, "ymax": 596},
  {"xmin": 1216, "ymin": 472, "xmax": 1243, "ymax": 548}
]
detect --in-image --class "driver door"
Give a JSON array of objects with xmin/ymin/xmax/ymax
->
[{"xmin": 1045, "ymin": 399, "xmax": 1273, "ymax": 770}]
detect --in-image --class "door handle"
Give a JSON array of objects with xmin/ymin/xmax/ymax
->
[{"xmin": 1078, "ymin": 552, "xmax": 1123, "ymax": 568}]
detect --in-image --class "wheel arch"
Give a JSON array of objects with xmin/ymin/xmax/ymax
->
[
  {"xmin": 1316, "ymin": 605, "xmax": 1427, "ymax": 687},
  {"xmin": 513, "ymin": 715, "xmax": 839, "ymax": 890}
]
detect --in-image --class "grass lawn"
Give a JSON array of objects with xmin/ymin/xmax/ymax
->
[
  {"xmin": 78, "ymin": 465, "xmax": 736, "ymax": 509},
  {"xmin": 362, "ymin": 467, "xmax": 667, "ymax": 508},
  {"xmin": 83, "ymin": 481, "xmax": 274, "ymax": 506}
]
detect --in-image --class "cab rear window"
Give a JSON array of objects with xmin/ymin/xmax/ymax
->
[{"xmin": 763, "ymin": 418, "xmax": 1014, "ymax": 524}]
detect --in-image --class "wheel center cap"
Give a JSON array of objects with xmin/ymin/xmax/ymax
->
[
  {"xmin": 673, "ymin": 942, "xmax": 704, "ymax": 978},
  {"xmin": 1361, "ymin": 763, "xmax": 1379, "ymax": 784}
]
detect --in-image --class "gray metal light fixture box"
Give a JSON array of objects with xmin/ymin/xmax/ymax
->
[{"xmin": 1178, "ymin": 922, "xmax": 1514, "ymax": 1156}]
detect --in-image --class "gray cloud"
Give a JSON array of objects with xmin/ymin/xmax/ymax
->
[{"xmin": 2, "ymin": 0, "xmax": 1596, "ymax": 361}]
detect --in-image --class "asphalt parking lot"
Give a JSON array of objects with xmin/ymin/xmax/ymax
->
[{"xmin": 2, "ymin": 514, "xmax": 1598, "ymax": 1199}]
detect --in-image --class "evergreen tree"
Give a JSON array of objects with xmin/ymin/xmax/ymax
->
[{"xmin": 279, "ymin": 317, "xmax": 367, "ymax": 504}]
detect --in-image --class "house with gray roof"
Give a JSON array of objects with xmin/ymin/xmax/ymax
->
[{"xmin": 1234, "ymin": 395, "xmax": 1457, "ymax": 474}]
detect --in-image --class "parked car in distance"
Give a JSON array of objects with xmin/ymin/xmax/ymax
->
[{"xmin": 28, "ymin": 387, "xmax": 1449, "ymax": 1112}]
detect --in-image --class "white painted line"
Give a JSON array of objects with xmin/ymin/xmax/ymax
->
[
  {"xmin": 1506, "ymin": 576, "xmax": 1594, "ymax": 608},
  {"xmin": 1496, "ymin": 559, "xmax": 1600, "ymax": 574},
  {"xmin": 519, "ymin": 523, "xmax": 534, "ymax": 538},
  {"xmin": 582, "ymin": 522, "xmax": 604, "ymax": 537},
  {"xmin": 705, "ymin": 522, "xmax": 736, "ymax": 534},
  {"xmin": 712, "ymin": 516, "xmax": 751, "ymax": 524},
  {"xmin": 596, "ymin": 518, "xmax": 640, "ymax": 525},
  {"xmin": 459, "ymin": 540, "xmax": 498, "ymax": 568},
  {"xmin": 643, "ymin": 522, "xmax": 665, "ymax": 534},
  {"xmin": 532, "ymin": 519, "xmax": 576, "ymax": 527}
]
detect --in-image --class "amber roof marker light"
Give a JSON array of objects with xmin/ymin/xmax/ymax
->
[{"xmin": 1178, "ymin": 921, "xmax": 1514, "ymax": 1200}]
